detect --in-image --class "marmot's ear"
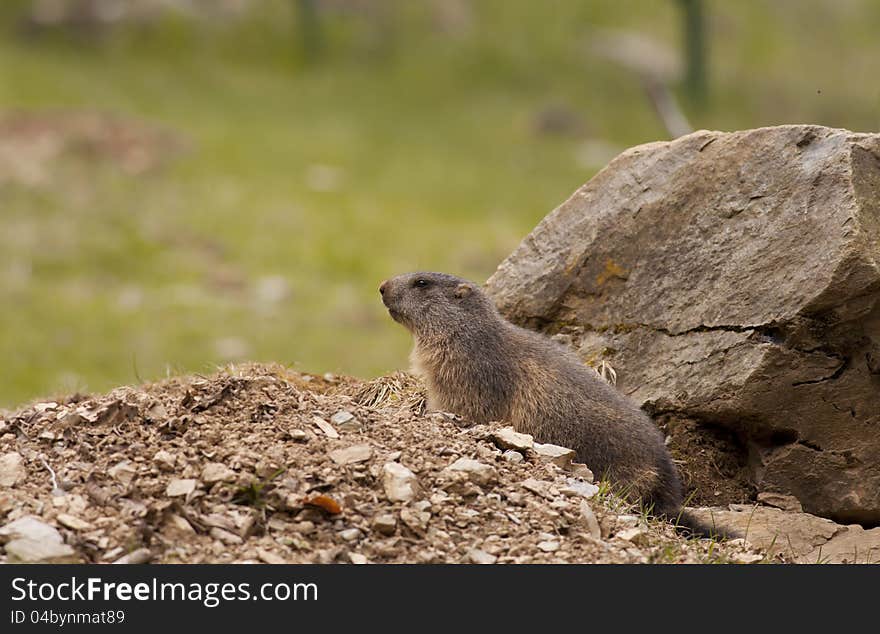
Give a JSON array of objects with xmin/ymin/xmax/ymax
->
[{"xmin": 454, "ymin": 283, "xmax": 473, "ymax": 299}]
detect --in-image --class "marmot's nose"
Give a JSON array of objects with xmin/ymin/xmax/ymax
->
[{"xmin": 379, "ymin": 280, "xmax": 388, "ymax": 295}]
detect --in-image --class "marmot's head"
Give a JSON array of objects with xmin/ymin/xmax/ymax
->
[{"xmin": 379, "ymin": 271, "xmax": 496, "ymax": 338}]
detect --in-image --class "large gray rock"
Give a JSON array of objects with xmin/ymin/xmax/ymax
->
[{"xmin": 486, "ymin": 125, "xmax": 880, "ymax": 524}]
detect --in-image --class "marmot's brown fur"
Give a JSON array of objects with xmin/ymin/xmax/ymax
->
[{"xmin": 380, "ymin": 271, "xmax": 696, "ymax": 526}]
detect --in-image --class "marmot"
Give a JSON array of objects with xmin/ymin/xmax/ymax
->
[{"xmin": 380, "ymin": 271, "xmax": 713, "ymax": 534}]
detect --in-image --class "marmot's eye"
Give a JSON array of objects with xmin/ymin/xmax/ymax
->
[{"xmin": 414, "ymin": 279, "xmax": 429, "ymax": 288}]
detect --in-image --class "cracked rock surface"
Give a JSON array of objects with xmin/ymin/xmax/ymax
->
[{"xmin": 486, "ymin": 125, "xmax": 880, "ymax": 524}]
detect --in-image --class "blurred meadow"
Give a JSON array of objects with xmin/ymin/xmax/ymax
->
[{"xmin": 1, "ymin": 0, "xmax": 879, "ymax": 407}]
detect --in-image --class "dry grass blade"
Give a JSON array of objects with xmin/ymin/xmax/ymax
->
[{"xmin": 352, "ymin": 372, "xmax": 426, "ymax": 412}]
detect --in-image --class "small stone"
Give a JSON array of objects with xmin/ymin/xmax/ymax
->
[
  {"xmin": 202, "ymin": 513, "xmax": 236, "ymax": 532},
  {"xmin": 467, "ymin": 548, "xmax": 498, "ymax": 564},
  {"xmin": 164, "ymin": 514, "xmax": 195, "ymax": 535},
  {"xmin": 290, "ymin": 429, "xmax": 309, "ymax": 443},
  {"xmin": 166, "ymin": 478, "xmax": 198, "ymax": 497},
  {"xmin": 338, "ymin": 528, "xmax": 363, "ymax": 542},
  {"xmin": 0, "ymin": 452, "xmax": 25, "ymax": 487},
  {"xmin": 6, "ymin": 539, "xmax": 78, "ymax": 563},
  {"xmin": 400, "ymin": 508, "xmax": 431, "ymax": 534},
  {"xmin": 349, "ymin": 553, "xmax": 368, "ymax": 565},
  {"xmin": 329, "ymin": 444, "xmax": 373, "ymax": 466},
  {"xmin": 257, "ymin": 548, "xmax": 287, "ymax": 564},
  {"xmin": 113, "ymin": 548, "xmax": 152, "ymax": 564},
  {"xmin": 537, "ymin": 540, "xmax": 560, "ymax": 552},
  {"xmin": 201, "ymin": 462, "xmax": 236, "ymax": 484},
  {"xmin": 292, "ymin": 521, "xmax": 316, "ymax": 534},
  {"xmin": 1, "ymin": 516, "xmax": 77, "ymax": 563},
  {"xmin": 152, "ymin": 450, "xmax": 176, "ymax": 472},
  {"xmin": 210, "ymin": 527, "xmax": 243, "ymax": 545},
  {"xmin": 312, "ymin": 416, "xmax": 339, "ymax": 439},
  {"xmin": 0, "ymin": 515, "xmax": 64, "ymax": 542},
  {"xmin": 56, "ymin": 514, "xmax": 92, "ymax": 531},
  {"xmin": 108, "ymin": 460, "xmax": 137, "ymax": 484},
  {"xmin": 616, "ymin": 527, "xmax": 649, "ymax": 545},
  {"xmin": 382, "ymin": 462, "xmax": 418, "ymax": 502},
  {"xmin": 146, "ymin": 401, "xmax": 168, "ymax": 421},
  {"xmin": 579, "ymin": 501, "xmax": 602, "ymax": 539},
  {"xmin": 731, "ymin": 552, "xmax": 764, "ymax": 564},
  {"xmin": 490, "ymin": 427, "xmax": 534, "ymax": 452},
  {"xmin": 331, "ymin": 411, "xmax": 361, "ymax": 432},
  {"xmin": 568, "ymin": 463, "xmax": 595, "ymax": 482},
  {"xmin": 521, "ymin": 478, "xmax": 554, "ymax": 499},
  {"xmin": 533, "ymin": 443, "xmax": 576, "ymax": 467},
  {"xmin": 560, "ymin": 478, "xmax": 600, "ymax": 500},
  {"xmin": 372, "ymin": 514, "xmax": 397, "ymax": 536},
  {"xmin": 502, "ymin": 450, "xmax": 524, "ymax": 463},
  {"xmin": 444, "ymin": 458, "xmax": 497, "ymax": 486}
]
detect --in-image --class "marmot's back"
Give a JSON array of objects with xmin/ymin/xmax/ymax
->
[
  {"xmin": 504, "ymin": 323, "xmax": 683, "ymax": 516},
  {"xmin": 380, "ymin": 271, "xmax": 684, "ymax": 518}
]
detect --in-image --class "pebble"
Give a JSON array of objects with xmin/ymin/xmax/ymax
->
[
  {"xmin": 349, "ymin": 553, "xmax": 368, "ymax": 564},
  {"xmin": 152, "ymin": 450, "xmax": 176, "ymax": 472},
  {"xmin": 731, "ymin": 552, "xmax": 764, "ymax": 564},
  {"xmin": 560, "ymin": 479, "xmax": 600, "ymax": 500},
  {"xmin": 444, "ymin": 458, "xmax": 497, "ymax": 486},
  {"xmin": 467, "ymin": 548, "xmax": 498, "ymax": 564},
  {"xmin": 339, "ymin": 528, "xmax": 363, "ymax": 542},
  {"xmin": 331, "ymin": 411, "xmax": 362, "ymax": 432},
  {"xmin": 502, "ymin": 450, "xmax": 524, "ymax": 463},
  {"xmin": 0, "ymin": 452, "xmax": 26, "ymax": 487},
  {"xmin": 372, "ymin": 513, "xmax": 397, "ymax": 536},
  {"xmin": 537, "ymin": 540, "xmax": 560, "ymax": 552},
  {"xmin": 166, "ymin": 478, "xmax": 198, "ymax": 497},
  {"xmin": 382, "ymin": 462, "xmax": 419, "ymax": 502},
  {"xmin": 257, "ymin": 549, "xmax": 287, "ymax": 564},
  {"xmin": 292, "ymin": 521, "xmax": 316, "ymax": 534},
  {"xmin": 201, "ymin": 462, "xmax": 236, "ymax": 484},
  {"xmin": 490, "ymin": 427, "xmax": 534, "ymax": 452},
  {"xmin": 0, "ymin": 516, "xmax": 77, "ymax": 563},
  {"xmin": 56, "ymin": 513, "xmax": 92, "ymax": 531},
  {"xmin": 210, "ymin": 527, "xmax": 243, "ymax": 545},
  {"xmin": 533, "ymin": 443, "xmax": 576, "ymax": 467},
  {"xmin": 521, "ymin": 478, "xmax": 554, "ymax": 499},
  {"xmin": 108, "ymin": 461, "xmax": 138, "ymax": 484},
  {"xmin": 312, "ymin": 416, "xmax": 339, "ymax": 439},
  {"xmin": 329, "ymin": 444, "xmax": 373, "ymax": 466},
  {"xmin": 579, "ymin": 501, "xmax": 602, "ymax": 539},
  {"xmin": 290, "ymin": 429, "xmax": 310, "ymax": 443},
  {"xmin": 616, "ymin": 527, "xmax": 649, "ymax": 546},
  {"xmin": 400, "ymin": 508, "xmax": 431, "ymax": 533},
  {"xmin": 164, "ymin": 514, "xmax": 195, "ymax": 535},
  {"xmin": 113, "ymin": 548, "xmax": 152, "ymax": 564},
  {"xmin": 568, "ymin": 463, "xmax": 594, "ymax": 482}
]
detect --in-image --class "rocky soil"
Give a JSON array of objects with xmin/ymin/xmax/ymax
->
[{"xmin": 1, "ymin": 363, "xmax": 774, "ymax": 564}]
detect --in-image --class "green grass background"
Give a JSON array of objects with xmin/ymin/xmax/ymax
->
[{"xmin": 1, "ymin": 0, "xmax": 879, "ymax": 407}]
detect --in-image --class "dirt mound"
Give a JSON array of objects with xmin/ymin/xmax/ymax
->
[{"xmin": 0, "ymin": 364, "xmax": 766, "ymax": 564}]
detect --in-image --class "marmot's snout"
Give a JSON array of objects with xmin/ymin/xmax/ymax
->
[{"xmin": 379, "ymin": 277, "xmax": 403, "ymax": 323}]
